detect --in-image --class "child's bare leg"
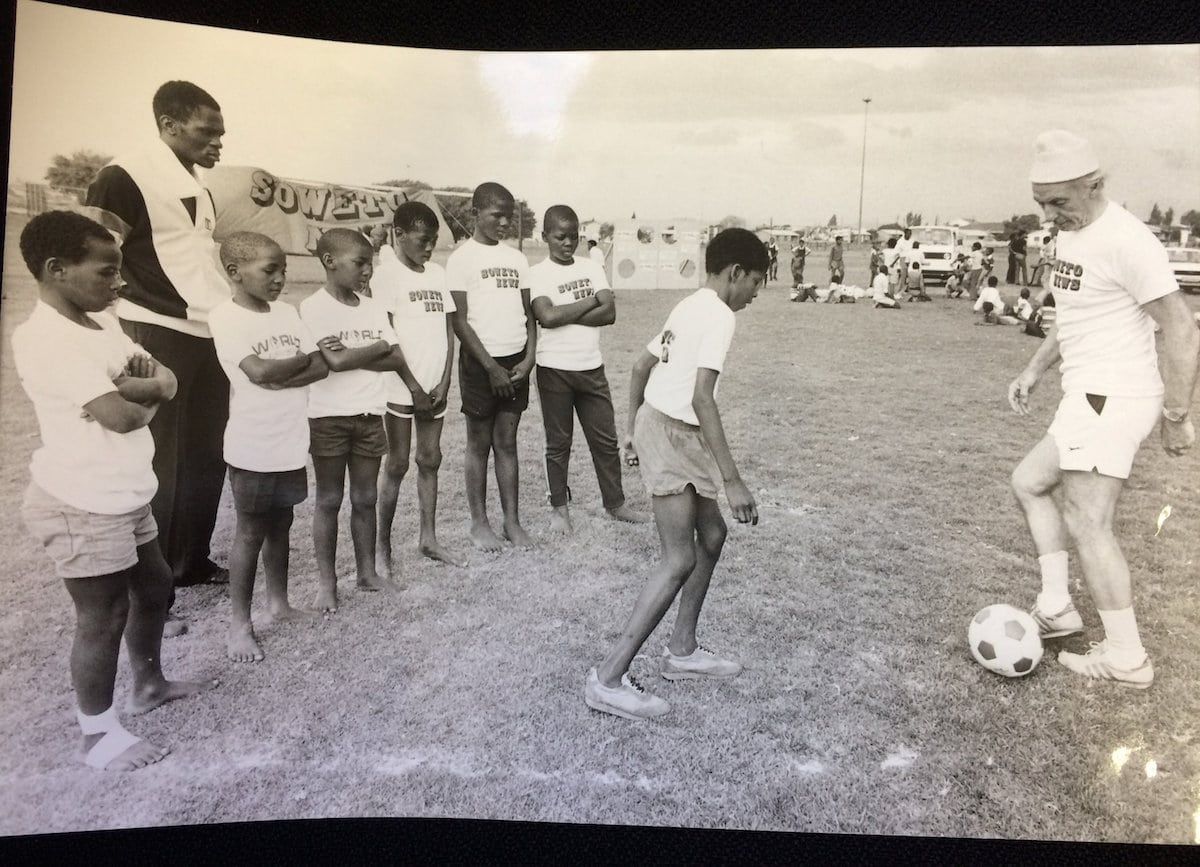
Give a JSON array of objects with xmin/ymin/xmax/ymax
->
[
  {"xmin": 349, "ymin": 453, "xmax": 392, "ymax": 591},
  {"xmin": 227, "ymin": 509, "xmax": 268, "ymax": 663},
  {"xmin": 124, "ymin": 542, "xmax": 216, "ymax": 716},
  {"xmin": 668, "ymin": 496, "xmax": 727, "ymax": 656},
  {"xmin": 261, "ymin": 506, "xmax": 315, "ymax": 623},
  {"xmin": 494, "ymin": 410, "xmax": 534, "ymax": 548},
  {"xmin": 415, "ymin": 416, "xmax": 465, "ymax": 565},
  {"xmin": 378, "ymin": 414, "xmax": 413, "ymax": 581},
  {"xmin": 465, "ymin": 415, "xmax": 504, "ymax": 551},
  {"xmin": 595, "ymin": 490, "xmax": 698, "ymax": 687},
  {"xmin": 312, "ymin": 454, "xmax": 348, "ymax": 612},
  {"xmin": 65, "ymin": 571, "xmax": 167, "ymax": 770}
]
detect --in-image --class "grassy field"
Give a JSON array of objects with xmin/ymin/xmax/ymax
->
[{"xmin": 1, "ymin": 221, "xmax": 1199, "ymax": 843}]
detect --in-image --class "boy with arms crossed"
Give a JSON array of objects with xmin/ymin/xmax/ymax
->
[
  {"xmin": 15, "ymin": 211, "xmax": 214, "ymax": 770},
  {"xmin": 585, "ymin": 228, "xmax": 765, "ymax": 721},
  {"xmin": 373, "ymin": 202, "xmax": 465, "ymax": 575},
  {"xmin": 446, "ymin": 183, "xmax": 537, "ymax": 551},
  {"xmin": 530, "ymin": 205, "xmax": 648, "ymax": 534},
  {"xmin": 210, "ymin": 232, "xmax": 329, "ymax": 662},
  {"xmin": 300, "ymin": 229, "xmax": 407, "ymax": 611}
]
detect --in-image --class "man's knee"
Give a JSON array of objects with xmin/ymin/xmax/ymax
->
[
  {"xmin": 314, "ymin": 487, "xmax": 344, "ymax": 512},
  {"xmin": 698, "ymin": 519, "xmax": 727, "ymax": 558},
  {"xmin": 663, "ymin": 550, "xmax": 697, "ymax": 583},
  {"xmin": 77, "ymin": 593, "xmax": 130, "ymax": 638},
  {"xmin": 415, "ymin": 445, "xmax": 442, "ymax": 473},
  {"xmin": 383, "ymin": 452, "xmax": 410, "ymax": 481},
  {"xmin": 349, "ymin": 484, "xmax": 378, "ymax": 511},
  {"xmin": 1061, "ymin": 496, "xmax": 1113, "ymax": 543}
]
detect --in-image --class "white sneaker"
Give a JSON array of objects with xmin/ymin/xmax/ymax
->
[
  {"xmin": 660, "ymin": 644, "xmax": 743, "ymax": 681},
  {"xmin": 585, "ymin": 668, "xmax": 670, "ymax": 720},
  {"xmin": 1058, "ymin": 641, "xmax": 1154, "ymax": 689},
  {"xmin": 1030, "ymin": 601, "xmax": 1084, "ymax": 639}
]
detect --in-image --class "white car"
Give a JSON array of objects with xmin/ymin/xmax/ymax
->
[{"xmin": 1166, "ymin": 247, "xmax": 1200, "ymax": 294}]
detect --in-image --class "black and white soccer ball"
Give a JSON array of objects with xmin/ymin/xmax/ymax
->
[{"xmin": 968, "ymin": 604, "xmax": 1043, "ymax": 678}]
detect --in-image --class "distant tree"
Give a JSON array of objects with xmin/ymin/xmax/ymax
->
[
  {"xmin": 1150, "ymin": 202, "xmax": 1163, "ymax": 224},
  {"xmin": 1003, "ymin": 213, "xmax": 1042, "ymax": 235},
  {"xmin": 904, "ymin": 211, "xmax": 922, "ymax": 227},
  {"xmin": 1181, "ymin": 209, "xmax": 1200, "ymax": 233},
  {"xmin": 45, "ymin": 150, "xmax": 111, "ymax": 192},
  {"xmin": 827, "ymin": 214, "xmax": 838, "ymax": 227},
  {"xmin": 599, "ymin": 222, "xmax": 614, "ymax": 241},
  {"xmin": 717, "ymin": 215, "xmax": 746, "ymax": 231},
  {"xmin": 1163, "ymin": 207, "xmax": 1175, "ymax": 227}
]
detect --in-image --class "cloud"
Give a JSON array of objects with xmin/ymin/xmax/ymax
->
[{"xmin": 476, "ymin": 53, "xmax": 593, "ymax": 139}]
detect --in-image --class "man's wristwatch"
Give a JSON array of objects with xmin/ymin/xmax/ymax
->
[{"xmin": 1163, "ymin": 407, "xmax": 1189, "ymax": 424}]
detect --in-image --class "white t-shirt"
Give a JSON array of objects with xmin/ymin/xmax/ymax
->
[
  {"xmin": 643, "ymin": 289, "xmax": 736, "ymax": 426},
  {"xmin": 589, "ymin": 246, "xmax": 606, "ymax": 265},
  {"xmin": 372, "ymin": 253, "xmax": 456, "ymax": 405},
  {"xmin": 530, "ymin": 257, "xmax": 609, "ymax": 371},
  {"xmin": 968, "ymin": 249, "xmax": 984, "ymax": 270},
  {"xmin": 872, "ymin": 272, "xmax": 891, "ymax": 301},
  {"xmin": 974, "ymin": 284, "xmax": 1005, "ymax": 312},
  {"xmin": 1052, "ymin": 201, "xmax": 1177, "ymax": 397},
  {"xmin": 12, "ymin": 302, "xmax": 157, "ymax": 514},
  {"xmin": 906, "ymin": 249, "xmax": 925, "ymax": 272},
  {"xmin": 444, "ymin": 238, "xmax": 530, "ymax": 356},
  {"xmin": 210, "ymin": 300, "xmax": 318, "ymax": 472},
  {"xmin": 896, "ymin": 237, "xmax": 913, "ymax": 259},
  {"xmin": 1015, "ymin": 297, "xmax": 1035, "ymax": 321},
  {"xmin": 883, "ymin": 248, "xmax": 900, "ymax": 270},
  {"xmin": 299, "ymin": 288, "xmax": 398, "ymax": 417}
]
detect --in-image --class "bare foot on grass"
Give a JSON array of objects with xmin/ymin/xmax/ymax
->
[
  {"xmin": 126, "ymin": 676, "xmax": 217, "ymax": 717},
  {"xmin": 501, "ymin": 519, "xmax": 536, "ymax": 550},
  {"xmin": 377, "ymin": 544, "xmax": 397, "ymax": 582},
  {"xmin": 314, "ymin": 588, "xmax": 338, "ymax": 613},
  {"xmin": 356, "ymin": 573, "xmax": 398, "ymax": 593},
  {"xmin": 418, "ymin": 539, "xmax": 467, "ymax": 567},
  {"xmin": 81, "ymin": 733, "xmax": 169, "ymax": 771},
  {"xmin": 607, "ymin": 504, "xmax": 650, "ymax": 524},
  {"xmin": 162, "ymin": 617, "xmax": 188, "ymax": 638},
  {"xmin": 226, "ymin": 623, "xmax": 264, "ymax": 664},
  {"xmin": 549, "ymin": 506, "xmax": 573, "ymax": 535},
  {"xmin": 470, "ymin": 521, "xmax": 505, "ymax": 552},
  {"xmin": 263, "ymin": 604, "xmax": 319, "ymax": 625}
]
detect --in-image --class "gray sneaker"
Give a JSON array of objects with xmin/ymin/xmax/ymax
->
[
  {"xmin": 1031, "ymin": 601, "xmax": 1084, "ymax": 639},
  {"xmin": 585, "ymin": 668, "xmax": 670, "ymax": 720},
  {"xmin": 660, "ymin": 644, "xmax": 743, "ymax": 681}
]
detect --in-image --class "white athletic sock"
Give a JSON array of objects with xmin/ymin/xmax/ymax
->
[
  {"xmin": 1098, "ymin": 607, "xmax": 1147, "ymax": 667},
  {"xmin": 1035, "ymin": 550, "xmax": 1071, "ymax": 612},
  {"xmin": 77, "ymin": 705, "xmax": 121, "ymax": 735}
]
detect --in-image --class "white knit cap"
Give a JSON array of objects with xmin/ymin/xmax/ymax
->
[{"xmin": 1029, "ymin": 130, "xmax": 1100, "ymax": 184}]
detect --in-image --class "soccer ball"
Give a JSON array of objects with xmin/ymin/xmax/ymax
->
[{"xmin": 968, "ymin": 604, "xmax": 1043, "ymax": 678}]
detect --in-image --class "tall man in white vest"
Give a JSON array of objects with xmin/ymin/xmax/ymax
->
[
  {"xmin": 87, "ymin": 81, "xmax": 233, "ymax": 629},
  {"xmin": 1008, "ymin": 130, "xmax": 1198, "ymax": 688}
]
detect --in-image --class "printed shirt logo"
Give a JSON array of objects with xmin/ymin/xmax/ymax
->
[
  {"xmin": 556, "ymin": 277, "xmax": 595, "ymax": 301},
  {"xmin": 252, "ymin": 332, "xmax": 304, "ymax": 359},
  {"xmin": 480, "ymin": 266, "xmax": 520, "ymax": 289},
  {"xmin": 660, "ymin": 329, "xmax": 676, "ymax": 363},
  {"xmin": 407, "ymin": 288, "xmax": 445, "ymax": 313},
  {"xmin": 333, "ymin": 327, "xmax": 384, "ymax": 347},
  {"xmin": 1051, "ymin": 258, "xmax": 1085, "ymax": 292}
]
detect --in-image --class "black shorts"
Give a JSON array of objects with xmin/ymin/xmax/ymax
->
[
  {"xmin": 459, "ymin": 346, "xmax": 530, "ymax": 419},
  {"xmin": 308, "ymin": 414, "xmax": 387, "ymax": 458},
  {"xmin": 228, "ymin": 465, "xmax": 308, "ymax": 514}
]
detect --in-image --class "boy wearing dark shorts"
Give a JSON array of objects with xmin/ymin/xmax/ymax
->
[
  {"xmin": 211, "ymin": 232, "xmax": 329, "ymax": 662},
  {"xmin": 447, "ymin": 182, "xmax": 537, "ymax": 551},
  {"xmin": 300, "ymin": 229, "xmax": 405, "ymax": 611},
  {"xmin": 585, "ymin": 228, "xmax": 764, "ymax": 721},
  {"xmin": 15, "ymin": 211, "xmax": 214, "ymax": 771}
]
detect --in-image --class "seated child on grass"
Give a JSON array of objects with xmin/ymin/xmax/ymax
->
[
  {"xmin": 210, "ymin": 232, "xmax": 330, "ymax": 662},
  {"xmin": 14, "ymin": 211, "xmax": 214, "ymax": 772}
]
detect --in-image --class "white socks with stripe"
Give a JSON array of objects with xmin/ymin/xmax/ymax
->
[
  {"xmin": 1035, "ymin": 550, "xmax": 1071, "ymax": 613},
  {"xmin": 1098, "ymin": 608, "xmax": 1147, "ymax": 667},
  {"xmin": 77, "ymin": 705, "xmax": 140, "ymax": 770}
]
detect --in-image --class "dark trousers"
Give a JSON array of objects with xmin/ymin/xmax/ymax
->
[
  {"xmin": 535, "ymin": 365, "xmax": 625, "ymax": 510},
  {"xmin": 121, "ymin": 320, "xmax": 229, "ymax": 591}
]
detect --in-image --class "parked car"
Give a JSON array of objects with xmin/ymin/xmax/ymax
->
[
  {"xmin": 908, "ymin": 225, "xmax": 959, "ymax": 284},
  {"xmin": 1166, "ymin": 246, "xmax": 1200, "ymax": 293}
]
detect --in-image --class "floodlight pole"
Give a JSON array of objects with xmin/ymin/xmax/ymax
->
[{"xmin": 857, "ymin": 98, "xmax": 871, "ymax": 243}]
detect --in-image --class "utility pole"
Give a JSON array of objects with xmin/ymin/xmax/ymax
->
[
  {"xmin": 857, "ymin": 97, "xmax": 871, "ymax": 244},
  {"xmin": 517, "ymin": 199, "xmax": 523, "ymax": 251}
]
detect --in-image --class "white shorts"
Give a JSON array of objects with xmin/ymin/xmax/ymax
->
[{"xmin": 1048, "ymin": 392, "xmax": 1161, "ymax": 479}]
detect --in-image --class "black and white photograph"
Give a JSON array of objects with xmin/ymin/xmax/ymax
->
[{"xmin": 2, "ymin": 0, "xmax": 1199, "ymax": 851}]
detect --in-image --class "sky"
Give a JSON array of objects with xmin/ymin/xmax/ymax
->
[{"xmin": 8, "ymin": 2, "xmax": 1200, "ymax": 230}]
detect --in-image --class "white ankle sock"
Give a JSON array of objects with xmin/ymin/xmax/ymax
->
[
  {"xmin": 1035, "ymin": 550, "xmax": 1070, "ymax": 611},
  {"xmin": 1098, "ymin": 608, "xmax": 1147, "ymax": 666},
  {"xmin": 77, "ymin": 705, "xmax": 121, "ymax": 735}
]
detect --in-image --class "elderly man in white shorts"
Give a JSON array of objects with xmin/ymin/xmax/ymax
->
[{"xmin": 1008, "ymin": 130, "xmax": 1198, "ymax": 689}]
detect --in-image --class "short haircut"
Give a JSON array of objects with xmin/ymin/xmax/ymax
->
[
  {"xmin": 987, "ymin": 275, "xmax": 999, "ymax": 286},
  {"xmin": 587, "ymin": 239, "xmax": 597, "ymax": 248},
  {"xmin": 152, "ymin": 80, "xmax": 220, "ymax": 127},
  {"xmin": 20, "ymin": 210, "xmax": 116, "ymax": 277},
  {"xmin": 316, "ymin": 227, "xmax": 372, "ymax": 261},
  {"xmin": 393, "ymin": 201, "xmax": 439, "ymax": 233},
  {"xmin": 219, "ymin": 231, "xmax": 282, "ymax": 267},
  {"xmin": 972, "ymin": 242, "xmax": 981, "ymax": 250},
  {"xmin": 472, "ymin": 182, "xmax": 514, "ymax": 210},
  {"xmin": 903, "ymin": 228, "xmax": 912, "ymax": 235},
  {"xmin": 886, "ymin": 238, "xmax": 897, "ymax": 248},
  {"xmin": 705, "ymin": 227, "xmax": 769, "ymax": 276},
  {"xmin": 982, "ymin": 301, "xmax": 995, "ymax": 314},
  {"xmin": 835, "ymin": 236, "xmax": 843, "ymax": 242},
  {"xmin": 1020, "ymin": 288, "xmax": 1030, "ymax": 298},
  {"xmin": 542, "ymin": 204, "xmax": 578, "ymax": 228},
  {"xmin": 912, "ymin": 241, "xmax": 920, "ymax": 249}
]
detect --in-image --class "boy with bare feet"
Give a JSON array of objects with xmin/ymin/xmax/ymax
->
[
  {"xmin": 446, "ymin": 183, "xmax": 537, "ymax": 551},
  {"xmin": 372, "ymin": 202, "xmax": 465, "ymax": 575},
  {"xmin": 15, "ymin": 211, "xmax": 215, "ymax": 770},
  {"xmin": 585, "ymin": 228, "xmax": 764, "ymax": 721},
  {"xmin": 530, "ymin": 205, "xmax": 648, "ymax": 534},
  {"xmin": 300, "ymin": 229, "xmax": 405, "ymax": 610},
  {"xmin": 211, "ymin": 232, "xmax": 328, "ymax": 662}
]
